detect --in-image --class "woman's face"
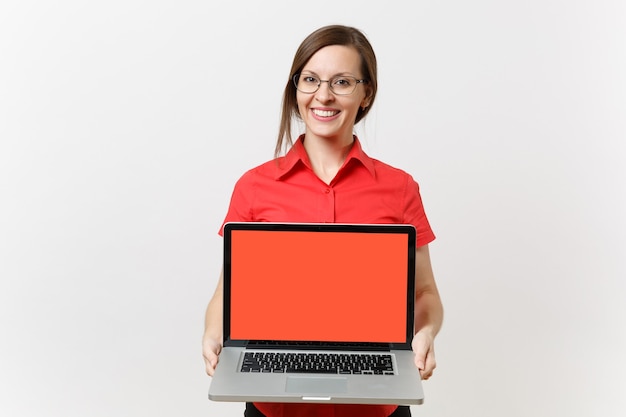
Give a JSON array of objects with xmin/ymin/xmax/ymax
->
[{"xmin": 296, "ymin": 45, "xmax": 369, "ymax": 143}]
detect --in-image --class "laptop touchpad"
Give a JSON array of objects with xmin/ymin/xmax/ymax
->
[{"xmin": 286, "ymin": 376, "xmax": 348, "ymax": 394}]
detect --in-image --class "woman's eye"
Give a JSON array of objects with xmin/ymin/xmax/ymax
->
[{"xmin": 333, "ymin": 78, "xmax": 352, "ymax": 86}]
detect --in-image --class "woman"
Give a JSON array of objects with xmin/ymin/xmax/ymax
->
[{"xmin": 203, "ymin": 24, "xmax": 443, "ymax": 417}]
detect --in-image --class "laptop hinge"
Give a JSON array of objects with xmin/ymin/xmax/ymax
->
[{"xmin": 244, "ymin": 341, "xmax": 391, "ymax": 351}]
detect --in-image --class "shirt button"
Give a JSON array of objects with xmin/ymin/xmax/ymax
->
[{"xmin": 324, "ymin": 188, "xmax": 331, "ymax": 194}]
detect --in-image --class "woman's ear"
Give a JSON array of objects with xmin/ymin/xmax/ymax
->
[{"xmin": 361, "ymin": 88, "xmax": 373, "ymax": 109}]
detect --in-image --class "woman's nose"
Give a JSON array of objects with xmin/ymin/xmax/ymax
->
[{"xmin": 315, "ymin": 80, "xmax": 334, "ymax": 102}]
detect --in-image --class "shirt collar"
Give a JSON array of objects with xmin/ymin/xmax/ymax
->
[{"xmin": 274, "ymin": 135, "xmax": 376, "ymax": 180}]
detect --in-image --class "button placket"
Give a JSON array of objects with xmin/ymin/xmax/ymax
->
[{"xmin": 321, "ymin": 187, "xmax": 335, "ymax": 222}]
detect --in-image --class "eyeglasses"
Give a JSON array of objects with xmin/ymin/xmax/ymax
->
[{"xmin": 293, "ymin": 73, "xmax": 367, "ymax": 95}]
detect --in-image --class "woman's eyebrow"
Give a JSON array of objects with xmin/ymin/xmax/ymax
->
[{"xmin": 300, "ymin": 70, "xmax": 356, "ymax": 77}]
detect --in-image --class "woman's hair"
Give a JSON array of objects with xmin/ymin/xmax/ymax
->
[{"xmin": 275, "ymin": 25, "xmax": 378, "ymax": 157}]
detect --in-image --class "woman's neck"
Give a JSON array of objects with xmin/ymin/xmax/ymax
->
[{"xmin": 302, "ymin": 134, "xmax": 355, "ymax": 185}]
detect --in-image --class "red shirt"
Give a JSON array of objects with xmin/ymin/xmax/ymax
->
[
  {"xmin": 220, "ymin": 136, "xmax": 435, "ymax": 245},
  {"xmin": 218, "ymin": 135, "xmax": 435, "ymax": 417}
]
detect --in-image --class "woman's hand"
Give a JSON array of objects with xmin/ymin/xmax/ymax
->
[
  {"xmin": 411, "ymin": 245, "xmax": 442, "ymax": 381},
  {"xmin": 411, "ymin": 328, "xmax": 436, "ymax": 380},
  {"xmin": 203, "ymin": 335, "xmax": 222, "ymax": 376},
  {"xmin": 203, "ymin": 270, "xmax": 224, "ymax": 376}
]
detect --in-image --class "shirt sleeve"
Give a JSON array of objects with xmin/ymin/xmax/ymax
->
[
  {"xmin": 218, "ymin": 170, "xmax": 256, "ymax": 236},
  {"xmin": 402, "ymin": 174, "xmax": 436, "ymax": 247}
]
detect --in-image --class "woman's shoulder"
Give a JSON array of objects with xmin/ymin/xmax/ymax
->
[
  {"xmin": 368, "ymin": 156, "xmax": 418, "ymax": 182},
  {"xmin": 234, "ymin": 156, "xmax": 287, "ymax": 184}
]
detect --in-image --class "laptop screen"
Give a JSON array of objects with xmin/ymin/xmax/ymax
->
[{"xmin": 224, "ymin": 224, "xmax": 415, "ymax": 345}]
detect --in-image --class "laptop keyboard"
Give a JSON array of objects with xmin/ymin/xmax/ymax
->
[{"xmin": 240, "ymin": 351, "xmax": 395, "ymax": 375}]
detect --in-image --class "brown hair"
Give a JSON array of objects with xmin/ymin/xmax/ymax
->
[{"xmin": 275, "ymin": 25, "xmax": 378, "ymax": 157}]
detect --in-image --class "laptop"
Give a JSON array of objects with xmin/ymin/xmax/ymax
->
[{"xmin": 208, "ymin": 222, "xmax": 424, "ymax": 405}]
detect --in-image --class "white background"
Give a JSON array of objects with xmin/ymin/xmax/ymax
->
[{"xmin": 1, "ymin": 1, "xmax": 625, "ymax": 416}]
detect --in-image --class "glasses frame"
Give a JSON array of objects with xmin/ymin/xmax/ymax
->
[{"xmin": 293, "ymin": 73, "xmax": 367, "ymax": 96}]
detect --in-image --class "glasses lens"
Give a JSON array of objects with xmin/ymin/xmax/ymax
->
[
  {"xmin": 329, "ymin": 76, "xmax": 357, "ymax": 95},
  {"xmin": 294, "ymin": 74, "xmax": 319, "ymax": 93}
]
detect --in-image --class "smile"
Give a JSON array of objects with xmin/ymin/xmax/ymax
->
[{"xmin": 312, "ymin": 109, "xmax": 339, "ymax": 118}]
